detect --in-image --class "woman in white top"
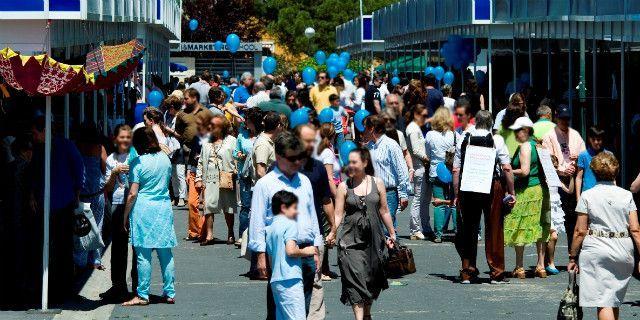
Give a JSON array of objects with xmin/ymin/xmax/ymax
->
[
  {"xmin": 425, "ymin": 107, "xmax": 457, "ymax": 242},
  {"xmin": 568, "ymin": 152, "xmax": 640, "ymax": 320},
  {"xmin": 353, "ymin": 75, "xmax": 367, "ymax": 111},
  {"xmin": 315, "ymin": 123, "xmax": 341, "ymax": 197},
  {"xmin": 103, "ymin": 124, "xmax": 134, "ymax": 300},
  {"xmin": 405, "ymin": 104, "xmax": 433, "ymax": 240},
  {"xmin": 333, "ymin": 77, "xmax": 354, "ymax": 110},
  {"xmin": 142, "ymin": 107, "xmax": 168, "ymax": 146}
]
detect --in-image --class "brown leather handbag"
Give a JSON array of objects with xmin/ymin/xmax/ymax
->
[{"xmin": 385, "ymin": 243, "xmax": 417, "ymax": 277}]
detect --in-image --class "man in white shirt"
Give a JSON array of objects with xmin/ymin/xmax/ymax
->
[
  {"xmin": 188, "ymin": 71, "xmax": 212, "ymax": 105},
  {"xmin": 246, "ymin": 81, "xmax": 271, "ymax": 109}
]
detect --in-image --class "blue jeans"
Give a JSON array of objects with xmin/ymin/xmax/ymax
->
[
  {"xmin": 135, "ymin": 247, "xmax": 175, "ymax": 300},
  {"xmin": 431, "ymin": 179, "xmax": 456, "ymax": 238},
  {"xmin": 386, "ymin": 190, "xmax": 399, "ymax": 230},
  {"xmin": 239, "ymin": 177, "xmax": 252, "ymax": 236}
]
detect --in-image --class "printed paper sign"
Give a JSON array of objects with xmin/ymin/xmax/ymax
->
[
  {"xmin": 460, "ymin": 146, "xmax": 496, "ymax": 194},
  {"xmin": 537, "ymin": 148, "xmax": 563, "ymax": 187}
]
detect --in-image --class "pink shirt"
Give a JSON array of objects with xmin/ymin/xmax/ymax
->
[{"xmin": 541, "ymin": 126, "xmax": 585, "ymax": 174}]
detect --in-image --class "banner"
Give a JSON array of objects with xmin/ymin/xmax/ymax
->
[{"xmin": 460, "ymin": 146, "xmax": 496, "ymax": 194}]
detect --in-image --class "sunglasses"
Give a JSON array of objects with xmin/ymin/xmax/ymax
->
[
  {"xmin": 283, "ymin": 152, "xmax": 306, "ymax": 162},
  {"xmin": 318, "ymin": 76, "xmax": 327, "ymax": 79},
  {"xmin": 455, "ymin": 113, "xmax": 466, "ymax": 117}
]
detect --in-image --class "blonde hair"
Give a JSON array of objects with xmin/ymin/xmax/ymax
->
[
  {"xmin": 430, "ymin": 107, "xmax": 454, "ymax": 132},
  {"xmin": 590, "ymin": 152, "xmax": 619, "ymax": 181}
]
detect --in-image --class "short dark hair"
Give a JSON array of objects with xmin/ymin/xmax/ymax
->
[
  {"xmin": 587, "ymin": 126, "xmax": 605, "ymax": 139},
  {"xmin": 208, "ymin": 86, "xmax": 225, "ymax": 104},
  {"xmin": 184, "ymin": 88, "xmax": 200, "ymax": 102},
  {"xmin": 262, "ymin": 76, "xmax": 274, "ymax": 90},
  {"xmin": 143, "ymin": 107, "xmax": 163, "ymax": 124},
  {"xmin": 275, "ymin": 131, "xmax": 304, "ymax": 157},
  {"xmin": 363, "ymin": 115, "xmax": 386, "ymax": 134},
  {"xmin": 133, "ymin": 127, "xmax": 161, "ymax": 155},
  {"xmin": 455, "ymin": 97, "xmax": 471, "ymax": 114},
  {"xmin": 245, "ymin": 108, "xmax": 264, "ymax": 133},
  {"xmin": 329, "ymin": 94, "xmax": 339, "ymax": 102},
  {"xmin": 263, "ymin": 111, "xmax": 281, "ymax": 132},
  {"xmin": 424, "ymin": 74, "xmax": 436, "ymax": 86},
  {"xmin": 271, "ymin": 190, "xmax": 298, "ymax": 215}
]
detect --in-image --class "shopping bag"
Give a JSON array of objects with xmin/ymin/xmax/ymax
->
[
  {"xmin": 557, "ymin": 270, "xmax": 583, "ymax": 320},
  {"xmin": 73, "ymin": 202, "xmax": 105, "ymax": 252}
]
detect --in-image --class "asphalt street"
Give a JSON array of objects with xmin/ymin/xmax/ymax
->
[{"xmin": 6, "ymin": 203, "xmax": 640, "ymax": 319}]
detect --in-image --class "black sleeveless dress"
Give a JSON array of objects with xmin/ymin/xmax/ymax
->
[{"xmin": 337, "ymin": 176, "xmax": 389, "ymax": 306}]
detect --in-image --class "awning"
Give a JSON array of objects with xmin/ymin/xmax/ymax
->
[
  {"xmin": 170, "ymin": 62, "xmax": 188, "ymax": 72},
  {"xmin": 376, "ymin": 55, "xmax": 426, "ymax": 73}
]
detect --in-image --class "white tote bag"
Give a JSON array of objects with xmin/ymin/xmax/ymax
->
[{"xmin": 73, "ymin": 202, "xmax": 105, "ymax": 252}]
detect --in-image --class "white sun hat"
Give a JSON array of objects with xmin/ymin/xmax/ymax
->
[{"xmin": 508, "ymin": 116, "xmax": 534, "ymax": 130}]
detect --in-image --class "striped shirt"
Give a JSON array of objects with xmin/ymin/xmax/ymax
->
[{"xmin": 368, "ymin": 134, "xmax": 410, "ymax": 199}]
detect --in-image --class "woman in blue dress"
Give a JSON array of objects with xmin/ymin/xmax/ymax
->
[{"xmin": 123, "ymin": 127, "xmax": 177, "ymax": 306}]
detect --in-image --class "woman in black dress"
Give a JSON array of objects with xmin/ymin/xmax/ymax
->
[{"xmin": 334, "ymin": 147, "xmax": 396, "ymax": 320}]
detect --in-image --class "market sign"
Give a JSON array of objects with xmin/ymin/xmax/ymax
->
[{"xmin": 177, "ymin": 42, "xmax": 274, "ymax": 53}]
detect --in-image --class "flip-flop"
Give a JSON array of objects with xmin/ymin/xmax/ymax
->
[{"xmin": 122, "ymin": 297, "xmax": 149, "ymax": 307}]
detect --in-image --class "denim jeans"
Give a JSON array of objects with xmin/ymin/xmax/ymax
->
[
  {"xmin": 238, "ymin": 177, "xmax": 252, "ymax": 236},
  {"xmin": 409, "ymin": 168, "xmax": 434, "ymax": 235},
  {"xmin": 135, "ymin": 247, "xmax": 175, "ymax": 300},
  {"xmin": 386, "ymin": 190, "xmax": 399, "ymax": 230},
  {"xmin": 431, "ymin": 178, "xmax": 456, "ymax": 238}
]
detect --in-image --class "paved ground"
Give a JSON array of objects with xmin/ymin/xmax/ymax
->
[{"xmin": 7, "ymin": 203, "xmax": 640, "ymax": 319}]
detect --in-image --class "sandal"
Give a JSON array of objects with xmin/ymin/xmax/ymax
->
[
  {"xmin": 122, "ymin": 296, "xmax": 149, "ymax": 307},
  {"xmin": 200, "ymin": 239, "xmax": 215, "ymax": 246},
  {"xmin": 226, "ymin": 236, "xmax": 236, "ymax": 245},
  {"xmin": 512, "ymin": 267, "xmax": 526, "ymax": 279},
  {"xmin": 535, "ymin": 267, "xmax": 548, "ymax": 278},
  {"xmin": 165, "ymin": 297, "xmax": 176, "ymax": 304}
]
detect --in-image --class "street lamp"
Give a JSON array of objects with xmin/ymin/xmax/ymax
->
[{"xmin": 305, "ymin": 27, "xmax": 315, "ymax": 56}]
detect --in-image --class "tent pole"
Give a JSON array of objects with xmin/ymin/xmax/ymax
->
[{"xmin": 42, "ymin": 95, "xmax": 51, "ymax": 312}]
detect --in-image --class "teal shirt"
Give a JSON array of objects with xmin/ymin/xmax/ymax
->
[{"xmin": 258, "ymin": 99, "xmax": 292, "ymax": 118}]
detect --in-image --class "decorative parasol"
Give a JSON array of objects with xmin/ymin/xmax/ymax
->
[
  {"xmin": 84, "ymin": 39, "xmax": 145, "ymax": 90},
  {"xmin": 0, "ymin": 47, "xmax": 91, "ymax": 96},
  {"xmin": 0, "ymin": 39, "xmax": 145, "ymax": 96}
]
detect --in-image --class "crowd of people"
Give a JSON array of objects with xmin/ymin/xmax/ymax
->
[{"xmin": 1, "ymin": 65, "xmax": 640, "ymax": 320}]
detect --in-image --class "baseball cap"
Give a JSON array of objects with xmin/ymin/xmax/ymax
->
[
  {"xmin": 556, "ymin": 104, "xmax": 571, "ymax": 119},
  {"xmin": 508, "ymin": 116, "xmax": 534, "ymax": 131}
]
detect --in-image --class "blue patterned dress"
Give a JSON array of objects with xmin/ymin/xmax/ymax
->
[{"xmin": 129, "ymin": 152, "xmax": 177, "ymax": 248}]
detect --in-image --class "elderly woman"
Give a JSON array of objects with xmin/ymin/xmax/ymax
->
[
  {"xmin": 504, "ymin": 117, "xmax": 548, "ymax": 279},
  {"xmin": 196, "ymin": 115, "xmax": 238, "ymax": 245},
  {"xmin": 568, "ymin": 152, "xmax": 640, "ymax": 320},
  {"xmin": 123, "ymin": 127, "xmax": 177, "ymax": 306}
]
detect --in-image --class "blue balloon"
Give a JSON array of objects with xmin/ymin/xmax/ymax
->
[
  {"xmin": 222, "ymin": 70, "xmax": 230, "ymax": 78},
  {"xmin": 326, "ymin": 56, "xmax": 339, "ymax": 69},
  {"xmin": 339, "ymin": 51, "xmax": 351, "ymax": 63},
  {"xmin": 354, "ymin": 109, "xmax": 370, "ymax": 132},
  {"xmin": 189, "ymin": 19, "xmax": 198, "ymax": 31},
  {"xmin": 434, "ymin": 66, "xmax": 445, "ymax": 81},
  {"xmin": 318, "ymin": 108, "xmax": 334, "ymax": 124},
  {"xmin": 263, "ymin": 56, "xmax": 277, "ymax": 75},
  {"xmin": 343, "ymin": 69, "xmax": 355, "ymax": 81},
  {"xmin": 327, "ymin": 65, "xmax": 339, "ymax": 79},
  {"xmin": 329, "ymin": 53, "xmax": 339, "ymax": 60},
  {"xmin": 148, "ymin": 90, "xmax": 163, "ymax": 107},
  {"xmin": 391, "ymin": 76, "xmax": 400, "ymax": 86},
  {"xmin": 302, "ymin": 66, "xmax": 316, "ymax": 85},
  {"xmin": 290, "ymin": 108, "xmax": 310, "ymax": 128},
  {"xmin": 425, "ymin": 66, "xmax": 434, "ymax": 75},
  {"xmin": 339, "ymin": 140, "xmax": 357, "ymax": 167},
  {"xmin": 443, "ymin": 71, "xmax": 454, "ymax": 85},
  {"xmin": 214, "ymin": 40, "xmax": 223, "ymax": 51},
  {"xmin": 226, "ymin": 33, "xmax": 240, "ymax": 54},
  {"xmin": 436, "ymin": 162, "xmax": 452, "ymax": 183},
  {"xmin": 221, "ymin": 85, "xmax": 231, "ymax": 103},
  {"xmin": 314, "ymin": 51, "xmax": 326, "ymax": 65},
  {"xmin": 336, "ymin": 58, "xmax": 348, "ymax": 71}
]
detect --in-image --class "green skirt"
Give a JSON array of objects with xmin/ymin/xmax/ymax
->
[{"xmin": 504, "ymin": 184, "xmax": 549, "ymax": 246}]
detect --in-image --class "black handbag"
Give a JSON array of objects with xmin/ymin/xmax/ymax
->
[{"xmin": 385, "ymin": 241, "xmax": 416, "ymax": 277}]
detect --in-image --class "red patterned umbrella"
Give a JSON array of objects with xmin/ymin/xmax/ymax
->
[{"xmin": 84, "ymin": 39, "xmax": 145, "ymax": 90}]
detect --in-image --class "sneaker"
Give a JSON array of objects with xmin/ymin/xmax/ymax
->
[
  {"xmin": 490, "ymin": 278, "xmax": 510, "ymax": 285},
  {"xmin": 433, "ymin": 237, "xmax": 442, "ymax": 243},
  {"xmin": 177, "ymin": 198, "xmax": 186, "ymax": 207},
  {"xmin": 459, "ymin": 269, "xmax": 476, "ymax": 284},
  {"xmin": 321, "ymin": 274, "xmax": 332, "ymax": 281},
  {"xmin": 477, "ymin": 234, "xmax": 482, "ymax": 241},
  {"xmin": 545, "ymin": 266, "xmax": 560, "ymax": 275},
  {"xmin": 410, "ymin": 231, "xmax": 426, "ymax": 240}
]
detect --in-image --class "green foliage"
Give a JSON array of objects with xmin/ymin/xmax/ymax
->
[{"xmin": 255, "ymin": 0, "xmax": 397, "ymax": 56}]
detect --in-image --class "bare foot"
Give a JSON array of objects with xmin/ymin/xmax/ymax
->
[{"xmin": 122, "ymin": 296, "xmax": 149, "ymax": 306}]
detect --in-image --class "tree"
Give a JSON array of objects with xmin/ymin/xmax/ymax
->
[
  {"xmin": 182, "ymin": 0, "xmax": 264, "ymax": 42},
  {"xmin": 255, "ymin": 0, "xmax": 397, "ymax": 56}
]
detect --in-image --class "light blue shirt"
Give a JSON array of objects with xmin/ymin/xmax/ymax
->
[
  {"xmin": 248, "ymin": 165, "xmax": 322, "ymax": 253},
  {"xmin": 234, "ymin": 126, "xmax": 255, "ymax": 173},
  {"xmin": 425, "ymin": 130, "xmax": 456, "ymax": 178},
  {"xmin": 368, "ymin": 134, "xmax": 410, "ymax": 199},
  {"xmin": 266, "ymin": 214, "xmax": 302, "ymax": 283}
]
